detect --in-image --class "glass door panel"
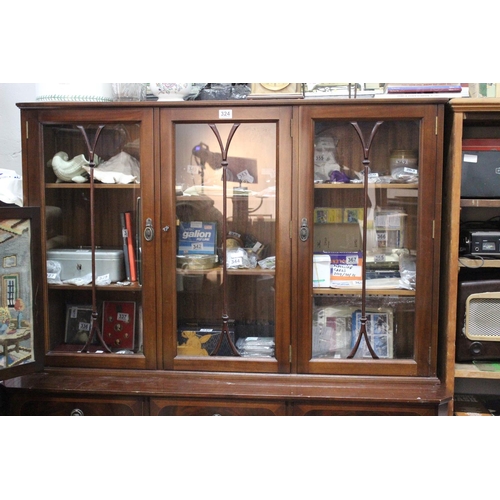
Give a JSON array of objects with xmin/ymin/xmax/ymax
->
[
  {"xmin": 298, "ymin": 104, "xmax": 440, "ymax": 377},
  {"xmin": 312, "ymin": 119, "xmax": 419, "ymax": 361},
  {"xmin": 161, "ymin": 106, "xmax": 292, "ymax": 373},
  {"xmin": 175, "ymin": 122, "xmax": 277, "ymax": 358},
  {"xmin": 37, "ymin": 108, "xmax": 155, "ymax": 369}
]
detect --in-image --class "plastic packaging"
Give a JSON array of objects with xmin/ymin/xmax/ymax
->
[
  {"xmin": 46, "ymin": 260, "xmax": 62, "ymax": 284},
  {"xmin": 62, "ymin": 272, "xmax": 112, "ymax": 287},
  {"xmin": 226, "ymin": 247, "xmax": 253, "ymax": 269},
  {"xmin": 258, "ymin": 256, "xmax": 275, "ymax": 270},
  {"xmin": 399, "ymin": 252, "xmax": 417, "ymax": 290},
  {"xmin": 236, "ymin": 337, "xmax": 275, "ymax": 357}
]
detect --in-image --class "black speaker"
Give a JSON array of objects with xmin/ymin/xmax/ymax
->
[{"xmin": 456, "ymin": 274, "xmax": 500, "ymax": 362}]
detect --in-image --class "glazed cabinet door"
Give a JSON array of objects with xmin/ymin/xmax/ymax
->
[
  {"xmin": 297, "ymin": 102, "xmax": 444, "ymax": 376},
  {"xmin": 21, "ymin": 105, "xmax": 157, "ymax": 369},
  {"xmin": 159, "ymin": 106, "xmax": 293, "ymax": 373},
  {"xmin": 0, "ymin": 206, "xmax": 45, "ymax": 378}
]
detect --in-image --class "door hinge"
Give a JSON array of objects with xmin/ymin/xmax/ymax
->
[
  {"xmin": 290, "ymin": 118, "xmax": 293, "ymax": 138},
  {"xmin": 289, "ymin": 220, "xmax": 293, "ymax": 239},
  {"xmin": 25, "ymin": 120, "xmax": 29, "ymax": 140},
  {"xmin": 432, "ymin": 220, "xmax": 435, "ymax": 239},
  {"xmin": 435, "ymin": 115, "xmax": 438, "ymax": 135},
  {"xmin": 289, "ymin": 345, "xmax": 292, "ymax": 363}
]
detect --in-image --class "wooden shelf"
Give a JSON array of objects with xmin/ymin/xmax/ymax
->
[
  {"xmin": 461, "ymin": 198, "xmax": 500, "ymax": 208},
  {"xmin": 48, "ymin": 282, "xmax": 142, "ymax": 291},
  {"xmin": 176, "ymin": 266, "xmax": 275, "ymax": 276},
  {"xmin": 455, "ymin": 363, "xmax": 500, "ymax": 379},
  {"xmin": 458, "ymin": 257, "xmax": 500, "ymax": 268},
  {"xmin": 313, "ymin": 287, "xmax": 415, "ymax": 296},
  {"xmin": 314, "ymin": 182, "xmax": 418, "ymax": 189},
  {"xmin": 45, "ymin": 183, "xmax": 139, "ymax": 189}
]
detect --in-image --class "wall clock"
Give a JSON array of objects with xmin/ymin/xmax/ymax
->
[{"xmin": 248, "ymin": 83, "xmax": 303, "ymax": 99}]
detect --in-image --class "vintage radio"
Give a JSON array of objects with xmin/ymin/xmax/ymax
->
[
  {"xmin": 460, "ymin": 229, "xmax": 500, "ymax": 256},
  {"xmin": 456, "ymin": 274, "xmax": 500, "ymax": 361}
]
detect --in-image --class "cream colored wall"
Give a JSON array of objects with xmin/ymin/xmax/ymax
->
[{"xmin": 0, "ymin": 83, "xmax": 36, "ymax": 175}]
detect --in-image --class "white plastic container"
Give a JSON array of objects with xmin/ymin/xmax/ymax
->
[{"xmin": 313, "ymin": 254, "xmax": 331, "ymax": 288}]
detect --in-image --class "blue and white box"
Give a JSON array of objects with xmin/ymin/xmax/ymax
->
[{"xmin": 178, "ymin": 221, "xmax": 217, "ymax": 255}]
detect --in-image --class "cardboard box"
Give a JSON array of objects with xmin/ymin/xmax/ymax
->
[
  {"xmin": 178, "ymin": 221, "xmax": 217, "ymax": 255},
  {"xmin": 330, "ymin": 251, "xmax": 363, "ymax": 287},
  {"xmin": 330, "ymin": 259, "xmax": 363, "ymax": 288},
  {"xmin": 313, "ymin": 223, "xmax": 362, "ymax": 253},
  {"xmin": 328, "ymin": 251, "xmax": 362, "ymax": 266}
]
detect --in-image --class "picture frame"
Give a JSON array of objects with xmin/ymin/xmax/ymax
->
[
  {"xmin": 351, "ymin": 308, "xmax": 394, "ymax": 359},
  {"xmin": 0, "ymin": 206, "xmax": 44, "ymax": 378},
  {"xmin": 64, "ymin": 304, "xmax": 94, "ymax": 344},
  {"xmin": 102, "ymin": 300, "xmax": 136, "ymax": 351},
  {"xmin": 312, "ymin": 305, "xmax": 355, "ymax": 359}
]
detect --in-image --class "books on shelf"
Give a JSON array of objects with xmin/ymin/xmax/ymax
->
[
  {"xmin": 380, "ymin": 83, "xmax": 470, "ymax": 99},
  {"xmin": 304, "ymin": 83, "xmax": 470, "ymax": 99},
  {"xmin": 120, "ymin": 212, "xmax": 131, "ymax": 281},
  {"xmin": 120, "ymin": 211, "xmax": 137, "ymax": 282},
  {"xmin": 384, "ymin": 83, "xmax": 462, "ymax": 94}
]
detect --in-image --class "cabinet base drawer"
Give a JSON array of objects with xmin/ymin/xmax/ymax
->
[
  {"xmin": 292, "ymin": 401, "xmax": 440, "ymax": 416},
  {"xmin": 7, "ymin": 392, "xmax": 145, "ymax": 416},
  {"xmin": 151, "ymin": 397, "xmax": 287, "ymax": 416}
]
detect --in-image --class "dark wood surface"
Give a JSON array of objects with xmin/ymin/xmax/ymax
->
[
  {"xmin": 4, "ymin": 368, "xmax": 450, "ymax": 402},
  {"xmin": 3, "ymin": 368, "xmax": 450, "ymax": 415}
]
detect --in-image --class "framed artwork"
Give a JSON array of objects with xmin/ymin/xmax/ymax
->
[
  {"xmin": 64, "ymin": 304, "xmax": 93, "ymax": 344},
  {"xmin": 0, "ymin": 206, "xmax": 44, "ymax": 379},
  {"xmin": 351, "ymin": 308, "xmax": 394, "ymax": 359},
  {"xmin": 102, "ymin": 301, "xmax": 136, "ymax": 351}
]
